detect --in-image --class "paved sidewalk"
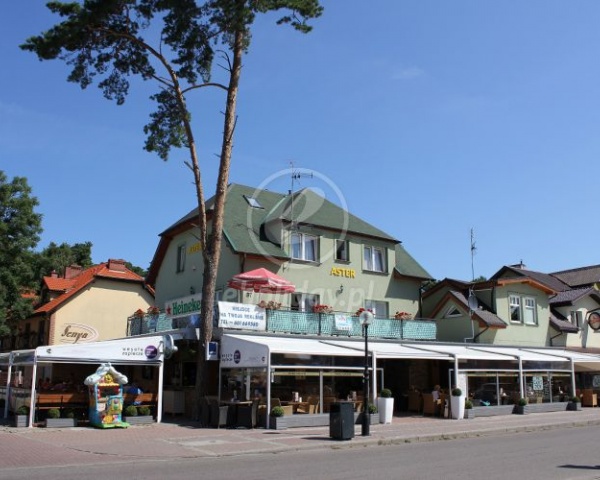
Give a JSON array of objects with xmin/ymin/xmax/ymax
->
[{"xmin": 1, "ymin": 409, "xmax": 600, "ymax": 468}]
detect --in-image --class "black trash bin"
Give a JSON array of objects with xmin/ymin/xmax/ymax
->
[{"xmin": 330, "ymin": 401, "xmax": 355, "ymax": 440}]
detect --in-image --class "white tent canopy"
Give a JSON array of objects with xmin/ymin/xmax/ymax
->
[{"xmin": 1, "ymin": 335, "xmax": 176, "ymax": 426}]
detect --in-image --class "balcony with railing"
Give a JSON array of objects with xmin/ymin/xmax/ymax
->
[{"xmin": 127, "ymin": 309, "xmax": 436, "ymax": 341}]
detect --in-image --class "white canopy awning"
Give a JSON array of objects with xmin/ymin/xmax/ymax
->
[
  {"xmin": 404, "ymin": 344, "xmax": 512, "ymax": 361},
  {"xmin": 324, "ymin": 340, "xmax": 452, "ymax": 360},
  {"xmin": 220, "ymin": 334, "xmax": 366, "ymax": 368},
  {"xmin": 220, "ymin": 334, "xmax": 600, "ymax": 371},
  {"xmin": 468, "ymin": 346, "xmax": 572, "ymax": 363}
]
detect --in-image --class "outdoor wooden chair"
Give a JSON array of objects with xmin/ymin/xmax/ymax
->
[
  {"xmin": 422, "ymin": 393, "xmax": 436, "ymax": 416},
  {"xmin": 582, "ymin": 389, "xmax": 597, "ymax": 407}
]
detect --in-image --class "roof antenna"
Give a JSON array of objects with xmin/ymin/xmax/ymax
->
[
  {"xmin": 470, "ymin": 227, "xmax": 477, "ymax": 282},
  {"xmin": 288, "ymin": 161, "xmax": 313, "ymax": 231},
  {"xmin": 465, "ymin": 228, "xmax": 479, "ymax": 343}
]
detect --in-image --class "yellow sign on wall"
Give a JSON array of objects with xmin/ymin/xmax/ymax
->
[
  {"xmin": 330, "ymin": 267, "xmax": 356, "ymax": 278},
  {"xmin": 188, "ymin": 242, "xmax": 202, "ymax": 254}
]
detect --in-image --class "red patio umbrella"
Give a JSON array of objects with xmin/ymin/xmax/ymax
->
[{"xmin": 227, "ymin": 268, "xmax": 296, "ymax": 294}]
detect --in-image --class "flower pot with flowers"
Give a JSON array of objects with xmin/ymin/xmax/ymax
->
[
  {"xmin": 355, "ymin": 308, "xmax": 373, "ymax": 317},
  {"xmin": 147, "ymin": 306, "xmax": 160, "ymax": 315},
  {"xmin": 394, "ymin": 311, "xmax": 413, "ymax": 320},
  {"xmin": 257, "ymin": 300, "xmax": 282, "ymax": 310},
  {"xmin": 313, "ymin": 304, "xmax": 333, "ymax": 314}
]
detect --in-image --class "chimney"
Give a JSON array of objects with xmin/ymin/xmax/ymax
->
[
  {"xmin": 64, "ymin": 265, "xmax": 83, "ymax": 279},
  {"xmin": 108, "ymin": 259, "xmax": 126, "ymax": 272},
  {"xmin": 510, "ymin": 260, "xmax": 526, "ymax": 270}
]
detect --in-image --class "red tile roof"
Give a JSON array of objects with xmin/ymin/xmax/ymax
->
[{"xmin": 35, "ymin": 261, "xmax": 146, "ymax": 315}]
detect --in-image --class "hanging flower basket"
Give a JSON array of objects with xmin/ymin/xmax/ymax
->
[
  {"xmin": 257, "ymin": 300, "xmax": 282, "ymax": 310},
  {"xmin": 313, "ymin": 304, "xmax": 333, "ymax": 314}
]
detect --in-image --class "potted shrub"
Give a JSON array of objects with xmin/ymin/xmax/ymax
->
[
  {"xmin": 377, "ymin": 388, "xmax": 394, "ymax": 424},
  {"xmin": 13, "ymin": 405, "xmax": 29, "ymax": 427},
  {"xmin": 269, "ymin": 405, "xmax": 287, "ymax": 430},
  {"xmin": 45, "ymin": 407, "xmax": 77, "ymax": 428},
  {"xmin": 450, "ymin": 387, "xmax": 465, "ymax": 420},
  {"xmin": 567, "ymin": 395, "xmax": 581, "ymax": 411},
  {"xmin": 513, "ymin": 397, "xmax": 528, "ymax": 414},
  {"xmin": 368, "ymin": 403, "xmax": 379, "ymax": 424},
  {"xmin": 127, "ymin": 405, "xmax": 154, "ymax": 425},
  {"xmin": 464, "ymin": 399, "xmax": 474, "ymax": 419},
  {"xmin": 122, "ymin": 404, "xmax": 141, "ymax": 425}
]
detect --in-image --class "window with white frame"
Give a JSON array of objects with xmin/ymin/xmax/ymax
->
[
  {"xmin": 509, "ymin": 294, "xmax": 521, "ymax": 322},
  {"xmin": 365, "ymin": 300, "xmax": 388, "ymax": 318},
  {"xmin": 335, "ymin": 239, "xmax": 349, "ymax": 262},
  {"xmin": 176, "ymin": 243, "xmax": 186, "ymax": 273},
  {"xmin": 291, "ymin": 232, "xmax": 318, "ymax": 262},
  {"xmin": 363, "ymin": 245, "xmax": 385, "ymax": 272},
  {"xmin": 509, "ymin": 294, "xmax": 539, "ymax": 325},
  {"xmin": 523, "ymin": 297, "xmax": 537, "ymax": 325}
]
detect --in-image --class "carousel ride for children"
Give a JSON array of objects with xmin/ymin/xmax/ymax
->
[{"xmin": 84, "ymin": 363, "xmax": 129, "ymax": 428}]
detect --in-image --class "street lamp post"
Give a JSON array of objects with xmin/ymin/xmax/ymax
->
[{"xmin": 359, "ymin": 310, "xmax": 373, "ymax": 437}]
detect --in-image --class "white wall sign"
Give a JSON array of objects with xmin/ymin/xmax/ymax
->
[
  {"xmin": 218, "ymin": 301, "xmax": 266, "ymax": 331},
  {"xmin": 334, "ymin": 314, "xmax": 352, "ymax": 331}
]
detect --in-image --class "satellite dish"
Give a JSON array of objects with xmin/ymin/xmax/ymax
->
[
  {"xmin": 467, "ymin": 291, "xmax": 479, "ymax": 312},
  {"xmin": 162, "ymin": 334, "xmax": 178, "ymax": 359}
]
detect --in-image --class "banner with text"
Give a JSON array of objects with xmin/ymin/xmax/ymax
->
[{"xmin": 218, "ymin": 301, "xmax": 266, "ymax": 331}]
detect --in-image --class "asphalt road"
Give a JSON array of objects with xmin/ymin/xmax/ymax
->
[{"xmin": 2, "ymin": 424, "xmax": 600, "ymax": 480}]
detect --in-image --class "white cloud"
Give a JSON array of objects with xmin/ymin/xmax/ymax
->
[{"xmin": 392, "ymin": 66, "xmax": 425, "ymax": 80}]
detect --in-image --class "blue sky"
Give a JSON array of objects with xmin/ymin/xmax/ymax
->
[{"xmin": 2, "ymin": 1, "xmax": 600, "ymax": 281}]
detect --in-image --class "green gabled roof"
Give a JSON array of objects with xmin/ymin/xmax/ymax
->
[
  {"xmin": 262, "ymin": 187, "xmax": 396, "ymax": 241},
  {"xmin": 394, "ymin": 244, "xmax": 433, "ymax": 280},
  {"xmin": 222, "ymin": 185, "xmax": 289, "ymax": 258},
  {"xmin": 162, "ymin": 183, "xmax": 416, "ymax": 259}
]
